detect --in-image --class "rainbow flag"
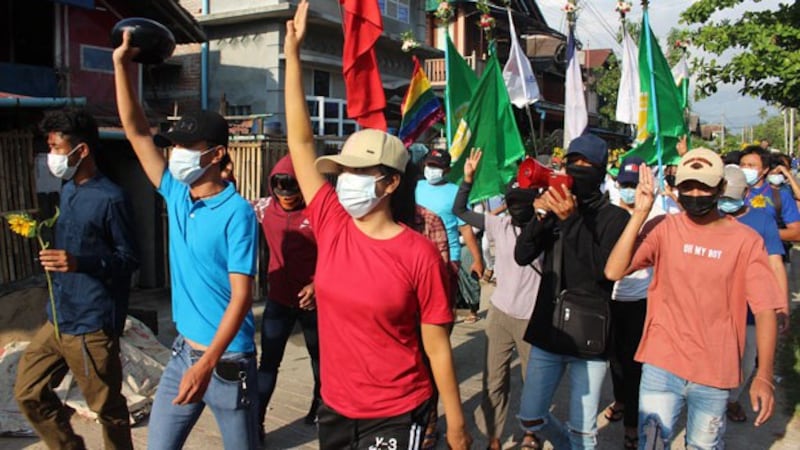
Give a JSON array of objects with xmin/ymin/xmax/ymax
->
[{"xmin": 398, "ymin": 56, "xmax": 444, "ymax": 146}]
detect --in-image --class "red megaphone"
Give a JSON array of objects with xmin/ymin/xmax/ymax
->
[{"xmin": 517, "ymin": 157, "xmax": 573, "ymax": 195}]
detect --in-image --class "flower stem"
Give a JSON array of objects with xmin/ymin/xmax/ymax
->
[{"xmin": 37, "ymin": 234, "xmax": 60, "ymax": 341}]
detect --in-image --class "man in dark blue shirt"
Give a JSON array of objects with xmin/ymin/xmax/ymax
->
[{"xmin": 14, "ymin": 108, "xmax": 139, "ymax": 450}]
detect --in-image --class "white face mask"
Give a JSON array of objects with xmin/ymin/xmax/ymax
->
[
  {"xmin": 47, "ymin": 144, "xmax": 83, "ymax": 180},
  {"xmin": 742, "ymin": 168, "xmax": 760, "ymax": 186},
  {"xmin": 169, "ymin": 147, "xmax": 215, "ymax": 185},
  {"xmin": 424, "ymin": 166, "xmax": 444, "ymax": 184},
  {"xmin": 767, "ymin": 174, "xmax": 785, "ymax": 186},
  {"xmin": 335, "ymin": 172, "xmax": 385, "ymax": 219}
]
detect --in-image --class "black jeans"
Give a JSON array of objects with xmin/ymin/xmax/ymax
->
[
  {"xmin": 257, "ymin": 299, "xmax": 321, "ymax": 425},
  {"xmin": 609, "ymin": 299, "xmax": 647, "ymax": 429}
]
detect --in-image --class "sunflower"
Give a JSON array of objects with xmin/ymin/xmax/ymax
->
[
  {"xmin": 6, "ymin": 213, "xmax": 37, "ymax": 238},
  {"xmin": 4, "ymin": 209, "xmax": 61, "ymax": 340},
  {"xmin": 750, "ymin": 194, "xmax": 768, "ymax": 209}
]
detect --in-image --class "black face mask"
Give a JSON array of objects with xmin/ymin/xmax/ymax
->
[
  {"xmin": 566, "ymin": 164, "xmax": 605, "ymax": 198},
  {"xmin": 678, "ymin": 194, "xmax": 718, "ymax": 217},
  {"xmin": 665, "ymin": 174, "xmax": 676, "ymax": 187},
  {"xmin": 505, "ymin": 188, "xmax": 538, "ymax": 227}
]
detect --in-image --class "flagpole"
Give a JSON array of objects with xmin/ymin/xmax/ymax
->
[
  {"xmin": 642, "ymin": 3, "xmax": 664, "ymax": 174},
  {"xmin": 444, "ymin": 28, "xmax": 453, "ymax": 149},
  {"xmin": 642, "ymin": 1, "xmax": 666, "ymax": 210},
  {"xmin": 524, "ymin": 105, "xmax": 539, "ymax": 157}
]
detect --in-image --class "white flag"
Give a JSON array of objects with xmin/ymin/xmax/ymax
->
[
  {"xmin": 503, "ymin": 9, "xmax": 540, "ymax": 108},
  {"xmin": 563, "ymin": 28, "xmax": 587, "ymax": 148},
  {"xmin": 671, "ymin": 54, "xmax": 689, "ymax": 85},
  {"xmin": 615, "ymin": 26, "xmax": 640, "ymax": 125}
]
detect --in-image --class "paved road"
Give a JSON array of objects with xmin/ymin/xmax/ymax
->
[{"xmin": 2, "ymin": 279, "xmax": 799, "ymax": 449}]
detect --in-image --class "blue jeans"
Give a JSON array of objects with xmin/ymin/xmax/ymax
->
[
  {"xmin": 518, "ymin": 346, "xmax": 607, "ymax": 450},
  {"xmin": 257, "ymin": 300, "xmax": 320, "ymax": 424},
  {"xmin": 638, "ymin": 364, "xmax": 728, "ymax": 450},
  {"xmin": 147, "ymin": 336, "xmax": 259, "ymax": 450}
]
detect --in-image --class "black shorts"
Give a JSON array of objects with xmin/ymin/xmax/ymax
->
[{"xmin": 317, "ymin": 397, "xmax": 433, "ymax": 450}]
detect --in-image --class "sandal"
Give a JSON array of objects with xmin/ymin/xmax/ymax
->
[
  {"xmin": 603, "ymin": 402, "xmax": 625, "ymax": 422},
  {"xmin": 623, "ymin": 434, "xmax": 638, "ymax": 449},
  {"xmin": 726, "ymin": 401, "xmax": 747, "ymax": 423},
  {"xmin": 520, "ymin": 432, "xmax": 541, "ymax": 449}
]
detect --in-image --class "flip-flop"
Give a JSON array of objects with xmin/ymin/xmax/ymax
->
[
  {"xmin": 603, "ymin": 403, "xmax": 625, "ymax": 422},
  {"xmin": 520, "ymin": 432, "xmax": 541, "ymax": 449},
  {"xmin": 463, "ymin": 312, "xmax": 479, "ymax": 324}
]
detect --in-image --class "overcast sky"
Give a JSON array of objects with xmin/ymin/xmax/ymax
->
[{"xmin": 535, "ymin": 0, "xmax": 783, "ymax": 132}]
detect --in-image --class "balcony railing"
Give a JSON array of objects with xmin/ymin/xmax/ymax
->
[{"xmin": 424, "ymin": 51, "xmax": 480, "ymax": 87}]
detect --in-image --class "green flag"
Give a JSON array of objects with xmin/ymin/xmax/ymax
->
[
  {"xmin": 445, "ymin": 33, "xmax": 478, "ymax": 148},
  {"xmin": 625, "ymin": 11, "xmax": 687, "ymax": 165},
  {"xmin": 447, "ymin": 54, "xmax": 526, "ymax": 203}
]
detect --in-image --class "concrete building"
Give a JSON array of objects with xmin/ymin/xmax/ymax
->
[{"xmin": 168, "ymin": 0, "xmax": 440, "ymax": 136}]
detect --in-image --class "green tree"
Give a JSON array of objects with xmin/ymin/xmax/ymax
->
[
  {"xmin": 752, "ymin": 113, "xmax": 800, "ymax": 153},
  {"xmin": 681, "ymin": 0, "xmax": 800, "ymax": 108}
]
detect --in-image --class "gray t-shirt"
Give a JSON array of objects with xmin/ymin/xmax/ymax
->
[{"xmin": 485, "ymin": 214, "xmax": 542, "ymax": 319}]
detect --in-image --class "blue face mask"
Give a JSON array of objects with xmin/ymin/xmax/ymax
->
[
  {"xmin": 619, "ymin": 187, "xmax": 636, "ymax": 205},
  {"xmin": 718, "ymin": 197, "xmax": 745, "ymax": 214}
]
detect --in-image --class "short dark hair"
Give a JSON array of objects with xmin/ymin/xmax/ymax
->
[
  {"xmin": 740, "ymin": 145, "xmax": 769, "ymax": 168},
  {"xmin": 39, "ymin": 108, "xmax": 99, "ymax": 151},
  {"xmin": 379, "ymin": 161, "xmax": 416, "ymax": 228},
  {"xmin": 770, "ymin": 153, "xmax": 790, "ymax": 170},
  {"xmin": 219, "ymin": 152, "xmax": 232, "ymax": 168}
]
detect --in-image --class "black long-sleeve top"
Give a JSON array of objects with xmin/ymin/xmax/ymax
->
[
  {"xmin": 452, "ymin": 182, "xmax": 485, "ymax": 230},
  {"xmin": 515, "ymin": 195, "xmax": 629, "ymax": 356}
]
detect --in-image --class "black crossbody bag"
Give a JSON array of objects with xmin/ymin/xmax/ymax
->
[{"xmin": 548, "ymin": 231, "xmax": 611, "ymax": 358}]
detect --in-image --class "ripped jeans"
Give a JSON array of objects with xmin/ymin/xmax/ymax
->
[
  {"xmin": 638, "ymin": 364, "xmax": 728, "ymax": 450},
  {"xmin": 518, "ymin": 346, "xmax": 607, "ymax": 449}
]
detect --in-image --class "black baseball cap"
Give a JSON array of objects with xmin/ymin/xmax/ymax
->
[
  {"xmin": 154, "ymin": 110, "xmax": 229, "ymax": 148},
  {"xmin": 424, "ymin": 149, "xmax": 452, "ymax": 168}
]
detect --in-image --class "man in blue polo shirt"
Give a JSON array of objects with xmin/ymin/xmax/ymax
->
[{"xmin": 113, "ymin": 32, "xmax": 259, "ymax": 449}]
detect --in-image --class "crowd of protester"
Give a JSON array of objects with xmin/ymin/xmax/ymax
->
[{"xmin": 12, "ymin": 2, "xmax": 792, "ymax": 449}]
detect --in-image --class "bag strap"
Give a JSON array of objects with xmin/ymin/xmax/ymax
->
[
  {"xmin": 771, "ymin": 186, "xmax": 785, "ymax": 228},
  {"xmin": 552, "ymin": 228, "xmax": 564, "ymax": 296}
]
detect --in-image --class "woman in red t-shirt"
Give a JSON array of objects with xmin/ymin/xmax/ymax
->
[{"xmin": 280, "ymin": 3, "xmax": 470, "ymax": 449}]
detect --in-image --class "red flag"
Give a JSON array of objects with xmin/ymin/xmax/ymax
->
[{"xmin": 340, "ymin": 0, "xmax": 387, "ymax": 130}]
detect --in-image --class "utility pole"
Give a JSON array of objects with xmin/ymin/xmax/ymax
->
[
  {"xmin": 784, "ymin": 109, "xmax": 789, "ymax": 153},
  {"xmin": 720, "ymin": 113, "xmax": 725, "ymax": 150},
  {"xmin": 791, "ymin": 108, "xmax": 796, "ymax": 156}
]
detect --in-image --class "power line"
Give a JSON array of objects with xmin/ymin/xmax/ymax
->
[{"xmin": 581, "ymin": 1, "xmax": 623, "ymax": 52}]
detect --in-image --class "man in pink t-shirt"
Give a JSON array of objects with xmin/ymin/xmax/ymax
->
[{"xmin": 605, "ymin": 148, "xmax": 783, "ymax": 449}]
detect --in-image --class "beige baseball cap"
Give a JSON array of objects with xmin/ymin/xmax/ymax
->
[
  {"xmin": 675, "ymin": 147, "xmax": 724, "ymax": 187},
  {"xmin": 722, "ymin": 164, "xmax": 748, "ymax": 200},
  {"xmin": 315, "ymin": 129, "xmax": 409, "ymax": 174}
]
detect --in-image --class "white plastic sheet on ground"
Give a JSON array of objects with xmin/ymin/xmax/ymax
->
[{"xmin": 0, "ymin": 316, "xmax": 169, "ymax": 436}]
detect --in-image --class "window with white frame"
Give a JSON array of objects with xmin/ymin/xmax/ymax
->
[
  {"xmin": 306, "ymin": 96, "xmax": 359, "ymax": 137},
  {"xmin": 379, "ymin": 0, "xmax": 411, "ymax": 23}
]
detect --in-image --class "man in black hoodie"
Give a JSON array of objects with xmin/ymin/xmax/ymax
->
[{"xmin": 515, "ymin": 134, "xmax": 629, "ymax": 449}]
